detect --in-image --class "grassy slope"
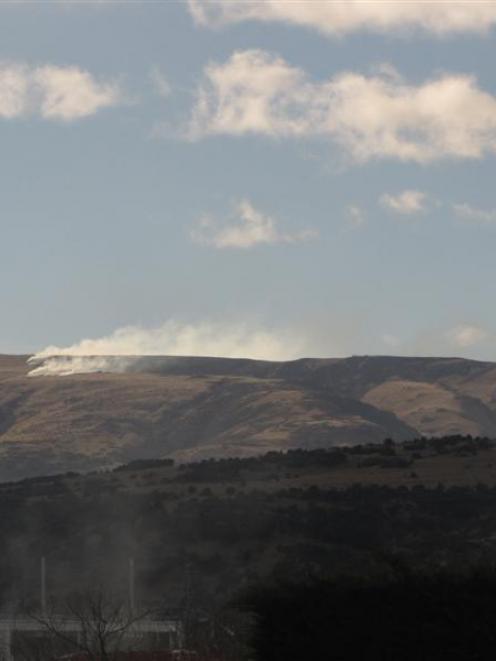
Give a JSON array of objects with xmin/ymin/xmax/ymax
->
[{"xmin": 2, "ymin": 354, "xmax": 496, "ymax": 480}]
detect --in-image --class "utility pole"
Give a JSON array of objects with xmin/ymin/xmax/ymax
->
[
  {"xmin": 182, "ymin": 562, "xmax": 192, "ymax": 650},
  {"xmin": 41, "ymin": 557, "xmax": 47, "ymax": 617},
  {"xmin": 129, "ymin": 557, "xmax": 135, "ymax": 617}
]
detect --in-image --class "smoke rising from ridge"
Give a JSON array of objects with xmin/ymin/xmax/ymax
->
[{"xmin": 27, "ymin": 321, "xmax": 308, "ymax": 376}]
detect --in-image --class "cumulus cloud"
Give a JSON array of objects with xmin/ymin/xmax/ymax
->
[
  {"xmin": 447, "ymin": 325, "xmax": 488, "ymax": 348},
  {"xmin": 380, "ymin": 190, "xmax": 427, "ymax": 215},
  {"xmin": 0, "ymin": 62, "xmax": 122, "ymax": 121},
  {"xmin": 188, "ymin": 50, "xmax": 496, "ymax": 163},
  {"xmin": 0, "ymin": 63, "xmax": 29, "ymax": 118},
  {"xmin": 187, "ymin": 0, "xmax": 496, "ymax": 36},
  {"xmin": 452, "ymin": 203, "xmax": 496, "ymax": 225},
  {"xmin": 190, "ymin": 199, "xmax": 317, "ymax": 249},
  {"xmin": 27, "ymin": 320, "xmax": 308, "ymax": 376}
]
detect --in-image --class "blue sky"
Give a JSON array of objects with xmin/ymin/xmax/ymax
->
[{"xmin": 2, "ymin": 0, "xmax": 496, "ymax": 362}]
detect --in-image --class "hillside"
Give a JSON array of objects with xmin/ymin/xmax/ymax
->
[
  {"xmin": 1, "ymin": 353, "xmax": 496, "ymax": 480},
  {"xmin": 2, "ymin": 437, "xmax": 496, "ymax": 611}
]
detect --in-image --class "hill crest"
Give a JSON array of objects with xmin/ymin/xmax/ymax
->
[{"xmin": 1, "ymin": 353, "xmax": 496, "ymax": 480}]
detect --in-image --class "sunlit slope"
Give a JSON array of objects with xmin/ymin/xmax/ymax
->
[{"xmin": 0, "ymin": 354, "xmax": 496, "ymax": 480}]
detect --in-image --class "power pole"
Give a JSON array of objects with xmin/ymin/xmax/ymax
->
[
  {"xmin": 41, "ymin": 557, "xmax": 47, "ymax": 617},
  {"xmin": 129, "ymin": 557, "xmax": 136, "ymax": 616}
]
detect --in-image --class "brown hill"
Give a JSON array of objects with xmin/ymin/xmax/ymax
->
[{"xmin": 1, "ymin": 353, "xmax": 496, "ymax": 480}]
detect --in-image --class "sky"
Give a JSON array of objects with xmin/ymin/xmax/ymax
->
[{"xmin": 2, "ymin": 0, "xmax": 496, "ymax": 363}]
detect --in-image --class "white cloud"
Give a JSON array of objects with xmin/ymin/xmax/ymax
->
[
  {"xmin": 0, "ymin": 63, "xmax": 29, "ymax": 118},
  {"xmin": 187, "ymin": 0, "xmax": 496, "ymax": 36},
  {"xmin": 27, "ymin": 320, "xmax": 309, "ymax": 375},
  {"xmin": 34, "ymin": 65, "xmax": 121, "ymax": 120},
  {"xmin": 346, "ymin": 205, "xmax": 366, "ymax": 228},
  {"xmin": 452, "ymin": 203, "xmax": 496, "ymax": 224},
  {"xmin": 382, "ymin": 334, "xmax": 401, "ymax": 349},
  {"xmin": 191, "ymin": 199, "xmax": 317, "ymax": 249},
  {"xmin": 380, "ymin": 190, "xmax": 427, "ymax": 215},
  {"xmin": 149, "ymin": 66, "xmax": 171, "ymax": 98},
  {"xmin": 188, "ymin": 50, "xmax": 309, "ymax": 139},
  {"xmin": 0, "ymin": 62, "xmax": 122, "ymax": 121},
  {"xmin": 188, "ymin": 50, "xmax": 496, "ymax": 163},
  {"xmin": 447, "ymin": 325, "xmax": 488, "ymax": 348}
]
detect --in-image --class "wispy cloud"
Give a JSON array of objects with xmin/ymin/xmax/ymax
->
[
  {"xmin": 446, "ymin": 325, "xmax": 488, "ymax": 348},
  {"xmin": 187, "ymin": 0, "xmax": 496, "ymax": 36},
  {"xmin": 346, "ymin": 205, "xmax": 366, "ymax": 228},
  {"xmin": 382, "ymin": 333, "xmax": 402, "ymax": 349},
  {"xmin": 149, "ymin": 65, "xmax": 171, "ymax": 98},
  {"xmin": 188, "ymin": 50, "xmax": 496, "ymax": 164},
  {"xmin": 0, "ymin": 62, "xmax": 122, "ymax": 121},
  {"xmin": 190, "ymin": 199, "xmax": 317, "ymax": 249},
  {"xmin": 27, "ymin": 320, "xmax": 309, "ymax": 375},
  {"xmin": 452, "ymin": 203, "xmax": 496, "ymax": 225},
  {"xmin": 380, "ymin": 190, "xmax": 427, "ymax": 215}
]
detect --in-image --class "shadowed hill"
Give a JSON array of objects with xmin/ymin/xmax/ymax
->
[
  {"xmin": 1, "ymin": 353, "xmax": 496, "ymax": 480},
  {"xmin": 3, "ymin": 439, "xmax": 496, "ymax": 615}
]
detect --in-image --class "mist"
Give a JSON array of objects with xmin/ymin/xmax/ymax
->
[{"xmin": 27, "ymin": 320, "xmax": 308, "ymax": 376}]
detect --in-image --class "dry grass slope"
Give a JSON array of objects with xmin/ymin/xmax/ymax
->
[{"xmin": 1, "ymin": 353, "xmax": 496, "ymax": 480}]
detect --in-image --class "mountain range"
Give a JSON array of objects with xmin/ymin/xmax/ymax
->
[{"xmin": 1, "ymin": 353, "xmax": 496, "ymax": 481}]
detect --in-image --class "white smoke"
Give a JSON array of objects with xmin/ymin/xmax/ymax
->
[
  {"xmin": 27, "ymin": 320, "xmax": 308, "ymax": 376},
  {"xmin": 27, "ymin": 355, "xmax": 139, "ymax": 377}
]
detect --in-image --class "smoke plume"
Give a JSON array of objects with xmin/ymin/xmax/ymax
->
[{"xmin": 27, "ymin": 320, "xmax": 307, "ymax": 376}]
